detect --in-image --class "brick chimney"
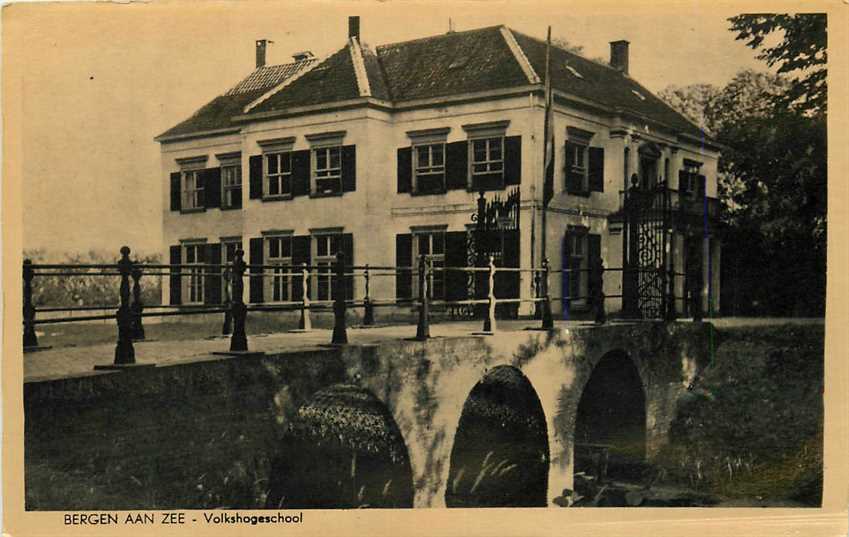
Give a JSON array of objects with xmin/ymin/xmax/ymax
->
[
  {"xmin": 348, "ymin": 16, "xmax": 360, "ymax": 40},
  {"xmin": 256, "ymin": 39, "xmax": 271, "ymax": 68},
  {"xmin": 609, "ymin": 40, "xmax": 630, "ymax": 74}
]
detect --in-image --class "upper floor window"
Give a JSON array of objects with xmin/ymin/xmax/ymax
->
[
  {"xmin": 267, "ymin": 235, "xmax": 293, "ymax": 302},
  {"xmin": 414, "ymin": 143, "xmax": 446, "ymax": 194},
  {"xmin": 470, "ymin": 137, "xmax": 504, "ymax": 190},
  {"xmin": 265, "ymin": 152, "xmax": 293, "ymax": 198},
  {"xmin": 313, "ymin": 146, "xmax": 343, "ymax": 196},
  {"xmin": 565, "ymin": 141, "xmax": 589, "ymax": 192},
  {"xmin": 182, "ymin": 170, "xmax": 204, "ymax": 210},
  {"xmin": 222, "ymin": 164, "xmax": 242, "ymax": 208}
]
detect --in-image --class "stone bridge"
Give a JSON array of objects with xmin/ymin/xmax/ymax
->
[{"xmin": 24, "ymin": 320, "xmax": 715, "ymax": 510}]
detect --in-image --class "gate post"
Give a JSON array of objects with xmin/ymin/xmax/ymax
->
[
  {"xmin": 482, "ymin": 255, "xmax": 497, "ymax": 333},
  {"xmin": 415, "ymin": 255, "xmax": 430, "ymax": 340},
  {"xmin": 331, "ymin": 251, "xmax": 348, "ymax": 345},
  {"xmin": 113, "ymin": 246, "xmax": 136, "ymax": 364},
  {"xmin": 665, "ymin": 264, "xmax": 677, "ymax": 322},
  {"xmin": 541, "ymin": 258, "xmax": 554, "ymax": 330},
  {"xmin": 363, "ymin": 264, "xmax": 375, "ymax": 326},
  {"xmin": 229, "ymin": 249, "xmax": 249, "ymax": 352},
  {"xmin": 592, "ymin": 255, "xmax": 606, "ymax": 325},
  {"xmin": 222, "ymin": 265, "xmax": 233, "ymax": 335},
  {"xmin": 130, "ymin": 263, "xmax": 146, "ymax": 340},
  {"xmin": 22, "ymin": 259, "xmax": 39, "ymax": 349},
  {"xmin": 298, "ymin": 263, "xmax": 312, "ymax": 331}
]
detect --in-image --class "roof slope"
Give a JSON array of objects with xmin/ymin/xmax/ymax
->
[{"xmin": 158, "ymin": 25, "xmax": 707, "ymax": 142}]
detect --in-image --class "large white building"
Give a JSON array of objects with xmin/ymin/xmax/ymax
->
[{"xmin": 156, "ymin": 17, "xmax": 721, "ymax": 319}]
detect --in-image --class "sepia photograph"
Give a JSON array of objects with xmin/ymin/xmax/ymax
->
[{"xmin": 2, "ymin": 1, "xmax": 846, "ymax": 535}]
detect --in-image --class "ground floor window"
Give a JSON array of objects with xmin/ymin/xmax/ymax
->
[
  {"xmin": 314, "ymin": 234, "xmax": 341, "ymax": 301},
  {"xmin": 183, "ymin": 243, "xmax": 205, "ymax": 304},
  {"xmin": 413, "ymin": 231, "xmax": 446, "ymax": 300},
  {"xmin": 267, "ymin": 235, "xmax": 293, "ymax": 302}
]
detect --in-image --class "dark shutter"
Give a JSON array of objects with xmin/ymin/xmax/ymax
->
[
  {"xmin": 249, "ymin": 237, "xmax": 264, "ymax": 303},
  {"xmin": 249, "ymin": 155, "xmax": 263, "ymax": 199},
  {"xmin": 561, "ymin": 233, "xmax": 571, "ymax": 317},
  {"xmin": 169, "ymin": 245, "xmax": 182, "ymax": 305},
  {"xmin": 292, "ymin": 235, "xmax": 311, "ymax": 301},
  {"xmin": 504, "ymin": 136, "xmax": 522, "ymax": 186},
  {"xmin": 697, "ymin": 174, "xmax": 706, "ymax": 198},
  {"xmin": 202, "ymin": 168, "xmax": 222, "ymax": 208},
  {"xmin": 170, "ymin": 172, "xmax": 181, "ymax": 211},
  {"xmin": 341, "ymin": 233, "xmax": 354, "ymax": 300},
  {"xmin": 396, "ymin": 234, "xmax": 413, "ymax": 300},
  {"xmin": 397, "ymin": 147, "xmax": 412, "ymax": 193},
  {"xmin": 588, "ymin": 234, "xmax": 601, "ymax": 265},
  {"xmin": 445, "ymin": 141, "xmax": 468, "ymax": 190},
  {"xmin": 445, "ymin": 231, "xmax": 468, "ymax": 302},
  {"xmin": 292, "ymin": 150, "xmax": 311, "ymax": 197},
  {"xmin": 588, "ymin": 147, "xmax": 604, "ymax": 192},
  {"xmin": 565, "ymin": 142, "xmax": 583, "ymax": 194},
  {"xmin": 678, "ymin": 170, "xmax": 689, "ymax": 193},
  {"xmin": 342, "ymin": 145, "xmax": 356, "ymax": 192},
  {"xmin": 204, "ymin": 243, "xmax": 222, "ymax": 304}
]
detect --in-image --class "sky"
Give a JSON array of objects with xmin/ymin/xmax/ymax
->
[{"xmin": 9, "ymin": 0, "xmax": 773, "ymax": 258}]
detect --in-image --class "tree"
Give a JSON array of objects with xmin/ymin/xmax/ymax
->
[{"xmin": 728, "ymin": 14, "xmax": 827, "ymax": 116}]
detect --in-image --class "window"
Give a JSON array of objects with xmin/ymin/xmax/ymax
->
[
  {"xmin": 183, "ymin": 243, "xmax": 205, "ymax": 304},
  {"xmin": 313, "ymin": 146, "xmax": 342, "ymax": 195},
  {"xmin": 414, "ymin": 143, "xmax": 446, "ymax": 194},
  {"xmin": 221, "ymin": 239, "xmax": 242, "ymax": 299},
  {"xmin": 567, "ymin": 234, "xmax": 588, "ymax": 304},
  {"xmin": 681, "ymin": 161, "xmax": 702, "ymax": 198},
  {"xmin": 471, "ymin": 136, "xmax": 504, "ymax": 183},
  {"xmin": 265, "ymin": 152, "xmax": 293, "ymax": 198},
  {"xmin": 314, "ymin": 234, "xmax": 341, "ymax": 301},
  {"xmin": 566, "ymin": 141, "xmax": 589, "ymax": 192},
  {"xmin": 182, "ymin": 170, "xmax": 204, "ymax": 210},
  {"xmin": 222, "ymin": 165, "xmax": 242, "ymax": 208},
  {"xmin": 413, "ymin": 231, "xmax": 446, "ymax": 300},
  {"xmin": 266, "ymin": 236, "xmax": 293, "ymax": 302}
]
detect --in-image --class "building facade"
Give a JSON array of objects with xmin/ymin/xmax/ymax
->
[{"xmin": 156, "ymin": 17, "xmax": 721, "ymax": 319}]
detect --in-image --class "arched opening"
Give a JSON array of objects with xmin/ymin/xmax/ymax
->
[
  {"xmin": 266, "ymin": 384, "xmax": 414, "ymax": 508},
  {"xmin": 446, "ymin": 366, "xmax": 549, "ymax": 507},
  {"xmin": 574, "ymin": 351, "xmax": 647, "ymax": 483}
]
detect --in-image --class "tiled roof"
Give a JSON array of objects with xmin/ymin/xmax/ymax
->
[{"xmin": 158, "ymin": 25, "xmax": 708, "ymax": 142}]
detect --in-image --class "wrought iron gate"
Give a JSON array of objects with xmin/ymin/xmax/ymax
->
[{"xmin": 622, "ymin": 178, "xmax": 671, "ymax": 319}]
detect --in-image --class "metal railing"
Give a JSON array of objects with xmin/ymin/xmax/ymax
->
[{"xmin": 22, "ymin": 245, "xmax": 707, "ymax": 369}]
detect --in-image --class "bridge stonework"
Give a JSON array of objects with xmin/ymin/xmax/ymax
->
[{"xmin": 24, "ymin": 322, "xmax": 715, "ymax": 510}]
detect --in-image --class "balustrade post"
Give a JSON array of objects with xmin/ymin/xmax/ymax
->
[
  {"xmin": 592, "ymin": 255, "xmax": 607, "ymax": 325},
  {"xmin": 229, "ymin": 249, "xmax": 249, "ymax": 351},
  {"xmin": 298, "ymin": 263, "xmax": 312, "ymax": 331},
  {"xmin": 331, "ymin": 251, "xmax": 348, "ymax": 345},
  {"xmin": 222, "ymin": 266, "xmax": 233, "ymax": 335},
  {"xmin": 113, "ymin": 246, "xmax": 136, "ymax": 364},
  {"xmin": 130, "ymin": 263, "xmax": 145, "ymax": 340},
  {"xmin": 363, "ymin": 264, "xmax": 375, "ymax": 326},
  {"xmin": 23, "ymin": 259, "xmax": 39, "ymax": 349},
  {"xmin": 415, "ymin": 255, "xmax": 430, "ymax": 340},
  {"xmin": 541, "ymin": 258, "xmax": 554, "ymax": 330},
  {"xmin": 665, "ymin": 265, "xmax": 677, "ymax": 322},
  {"xmin": 482, "ymin": 255, "xmax": 497, "ymax": 334}
]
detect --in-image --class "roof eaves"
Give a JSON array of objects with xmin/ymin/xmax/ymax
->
[
  {"xmin": 349, "ymin": 37, "xmax": 372, "ymax": 98},
  {"xmin": 243, "ymin": 56, "xmax": 327, "ymax": 114},
  {"xmin": 154, "ymin": 126, "xmax": 241, "ymax": 144},
  {"xmin": 500, "ymin": 26, "xmax": 541, "ymax": 85}
]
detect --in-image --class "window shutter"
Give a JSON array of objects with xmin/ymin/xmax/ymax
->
[
  {"xmin": 397, "ymin": 147, "xmax": 412, "ymax": 193},
  {"xmin": 445, "ymin": 231, "xmax": 468, "ymax": 302},
  {"xmin": 341, "ymin": 145, "xmax": 356, "ymax": 192},
  {"xmin": 169, "ymin": 245, "xmax": 182, "ymax": 305},
  {"xmin": 170, "ymin": 172, "xmax": 182, "ymax": 211},
  {"xmin": 292, "ymin": 235, "xmax": 311, "ymax": 301},
  {"xmin": 445, "ymin": 141, "xmax": 468, "ymax": 190},
  {"xmin": 561, "ymin": 233, "xmax": 571, "ymax": 316},
  {"xmin": 588, "ymin": 147, "xmax": 604, "ymax": 192},
  {"xmin": 203, "ymin": 168, "xmax": 222, "ymax": 208},
  {"xmin": 292, "ymin": 150, "xmax": 311, "ymax": 197},
  {"xmin": 249, "ymin": 155, "xmax": 263, "ymax": 199},
  {"xmin": 564, "ymin": 142, "xmax": 583, "ymax": 194},
  {"xmin": 697, "ymin": 174, "xmax": 706, "ymax": 198},
  {"xmin": 341, "ymin": 233, "xmax": 354, "ymax": 300},
  {"xmin": 396, "ymin": 234, "xmax": 413, "ymax": 300},
  {"xmin": 249, "ymin": 237, "xmax": 264, "ymax": 303},
  {"xmin": 204, "ymin": 243, "xmax": 222, "ymax": 304},
  {"xmin": 587, "ymin": 234, "xmax": 601, "ymax": 265},
  {"xmin": 504, "ymin": 136, "xmax": 522, "ymax": 186},
  {"xmin": 678, "ymin": 170, "xmax": 689, "ymax": 192}
]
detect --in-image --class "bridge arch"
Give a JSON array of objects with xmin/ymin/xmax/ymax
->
[
  {"xmin": 445, "ymin": 365, "xmax": 549, "ymax": 507},
  {"xmin": 266, "ymin": 384, "xmax": 414, "ymax": 508}
]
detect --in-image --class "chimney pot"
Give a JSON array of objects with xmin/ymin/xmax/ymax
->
[
  {"xmin": 348, "ymin": 16, "xmax": 360, "ymax": 40},
  {"xmin": 256, "ymin": 39, "xmax": 269, "ymax": 69},
  {"xmin": 609, "ymin": 40, "xmax": 630, "ymax": 74}
]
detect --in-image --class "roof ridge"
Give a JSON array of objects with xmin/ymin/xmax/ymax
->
[
  {"xmin": 376, "ymin": 24, "xmax": 504, "ymax": 51},
  {"xmin": 349, "ymin": 37, "xmax": 372, "ymax": 97},
  {"xmin": 500, "ymin": 27, "xmax": 540, "ymax": 85}
]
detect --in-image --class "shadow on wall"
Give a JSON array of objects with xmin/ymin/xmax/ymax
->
[
  {"xmin": 574, "ymin": 350, "xmax": 647, "ymax": 482},
  {"xmin": 446, "ymin": 365, "xmax": 550, "ymax": 507},
  {"xmin": 266, "ymin": 384, "xmax": 415, "ymax": 508}
]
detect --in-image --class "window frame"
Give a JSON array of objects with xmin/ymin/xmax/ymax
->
[
  {"xmin": 469, "ymin": 136, "xmax": 505, "ymax": 187},
  {"xmin": 221, "ymin": 163, "xmax": 243, "ymax": 209},
  {"xmin": 220, "ymin": 238, "xmax": 243, "ymax": 300},
  {"xmin": 566, "ymin": 140, "xmax": 590, "ymax": 193},
  {"xmin": 681, "ymin": 161, "xmax": 703, "ymax": 199},
  {"xmin": 181, "ymin": 169, "xmax": 205, "ymax": 211},
  {"xmin": 413, "ymin": 142, "xmax": 447, "ymax": 195},
  {"xmin": 265, "ymin": 234, "xmax": 294, "ymax": 303},
  {"xmin": 412, "ymin": 230, "xmax": 446, "ymax": 300},
  {"xmin": 567, "ymin": 233, "xmax": 588, "ymax": 307},
  {"xmin": 313, "ymin": 233, "xmax": 341, "ymax": 301},
  {"xmin": 311, "ymin": 146, "xmax": 343, "ymax": 196},
  {"xmin": 264, "ymin": 151, "xmax": 294, "ymax": 200},
  {"xmin": 182, "ymin": 242, "xmax": 206, "ymax": 305}
]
